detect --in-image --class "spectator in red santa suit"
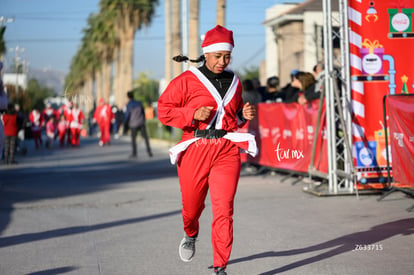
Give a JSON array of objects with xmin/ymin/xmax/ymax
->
[
  {"xmin": 62, "ymin": 102, "xmax": 73, "ymax": 146},
  {"xmin": 93, "ymin": 98, "xmax": 114, "ymax": 146},
  {"xmin": 42, "ymin": 102, "xmax": 58, "ymax": 124},
  {"xmin": 57, "ymin": 114, "xmax": 68, "ymax": 147},
  {"xmin": 68, "ymin": 103, "xmax": 85, "ymax": 146},
  {"xmin": 2, "ymin": 103, "xmax": 19, "ymax": 164},
  {"xmin": 45, "ymin": 116, "xmax": 56, "ymax": 148},
  {"xmin": 0, "ymin": 62, "xmax": 8, "ymax": 158},
  {"xmin": 29, "ymin": 108, "xmax": 44, "ymax": 149},
  {"xmin": 157, "ymin": 25, "xmax": 257, "ymax": 275}
]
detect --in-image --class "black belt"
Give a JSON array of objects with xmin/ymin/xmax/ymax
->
[{"xmin": 194, "ymin": 129, "xmax": 227, "ymax": 139}]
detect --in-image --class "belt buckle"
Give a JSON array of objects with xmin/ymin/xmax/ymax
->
[
  {"xmin": 208, "ymin": 129, "xmax": 216, "ymax": 139},
  {"xmin": 194, "ymin": 129, "xmax": 204, "ymax": 138}
]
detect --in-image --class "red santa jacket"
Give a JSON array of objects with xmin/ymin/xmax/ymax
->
[
  {"xmin": 68, "ymin": 108, "xmax": 85, "ymax": 129},
  {"xmin": 42, "ymin": 107, "xmax": 58, "ymax": 122},
  {"xmin": 158, "ymin": 66, "xmax": 257, "ymax": 164},
  {"xmin": 29, "ymin": 110, "xmax": 44, "ymax": 131},
  {"xmin": 2, "ymin": 113, "xmax": 18, "ymax": 136},
  {"xmin": 94, "ymin": 103, "xmax": 114, "ymax": 124}
]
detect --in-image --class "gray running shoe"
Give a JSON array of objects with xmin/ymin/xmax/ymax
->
[
  {"xmin": 179, "ymin": 234, "xmax": 197, "ymax": 262},
  {"xmin": 212, "ymin": 267, "xmax": 227, "ymax": 275}
]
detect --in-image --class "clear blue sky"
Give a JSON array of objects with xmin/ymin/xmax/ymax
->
[{"xmin": 2, "ymin": 0, "xmax": 303, "ymax": 80}]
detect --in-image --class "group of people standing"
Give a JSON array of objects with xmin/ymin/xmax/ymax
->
[
  {"xmin": 242, "ymin": 63, "xmax": 325, "ymax": 106},
  {"xmin": 28, "ymin": 101, "xmax": 85, "ymax": 150}
]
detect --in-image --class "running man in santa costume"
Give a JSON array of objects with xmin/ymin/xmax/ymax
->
[
  {"xmin": 93, "ymin": 98, "xmax": 114, "ymax": 146},
  {"xmin": 158, "ymin": 25, "xmax": 257, "ymax": 275},
  {"xmin": 68, "ymin": 103, "xmax": 85, "ymax": 146}
]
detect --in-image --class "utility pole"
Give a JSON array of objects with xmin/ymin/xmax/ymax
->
[
  {"xmin": 9, "ymin": 45, "xmax": 25, "ymax": 93},
  {"xmin": 0, "ymin": 16, "xmax": 14, "ymax": 26}
]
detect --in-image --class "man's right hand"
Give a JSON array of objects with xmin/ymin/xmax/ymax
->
[{"xmin": 194, "ymin": 106, "xmax": 214, "ymax": 121}]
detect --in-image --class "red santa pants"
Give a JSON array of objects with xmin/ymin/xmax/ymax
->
[
  {"xmin": 58, "ymin": 130, "xmax": 66, "ymax": 147},
  {"xmin": 70, "ymin": 128, "xmax": 80, "ymax": 146},
  {"xmin": 99, "ymin": 122, "xmax": 111, "ymax": 144},
  {"xmin": 31, "ymin": 129, "xmax": 42, "ymax": 148},
  {"xmin": 177, "ymin": 138, "xmax": 241, "ymax": 268}
]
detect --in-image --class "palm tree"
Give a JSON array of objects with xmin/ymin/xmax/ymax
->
[
  {"xmin": 67, "ymin": 0, "xmax": 159, "ymax": 111},
  {"xmin": 65, "ymin": 15, "xmax": 101, "ymax": 113},
  {"xmin": 172, "ymin": 0, "xmax": 182, "ymax": 78},
  {"xmin": 100, "ymin": 0, "xmax": 159, "ymax": 107},
  {"xmin": 87, "ymin": 12, "xmax": 118, "ymax": 104},
  {"xmin": 0, "ymin": 26, "xmax": 6, "ymax": 61},
  {"xmin": 216, "ymin": 0, "xmax": 226, "ymax": 26},
  {"xmin": 164, "ymin": 0, "xmax": 172, "ymax": 84}
]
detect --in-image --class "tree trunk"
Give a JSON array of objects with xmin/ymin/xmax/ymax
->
[
  {"xmin": 118, "ymin": 18, "xmax": 134, "ymax": 108},
  {"xmin": 85, "ymin": 77, "xmax": 94, "ymax": 116},
  {"xmin": 216, "ymin": 0, "xmax": 226, "ymax": 26},
  {"xmin": 112, "ymin": 47, "xmax": 121, "ymax": 107},
  {"xmin": 117, "ymin": 31, "xmax": 127, "ymax": 107},
  {"xmin": 123, "ymin": 29, "xmax": 134, "ymax": 107},
  {"xmin": 189, "ymin": 0, "xmax": 200, "ymax": 61},
  {"xmin": 95, "ymin": 69, "xmax": 102, "ymax": 105},
  {"xmin": 102, "ymin": 57, "xmax": 111, "ymax": 103},
  {"xmin": 172, "ymin": 0, "xmax": 182, "ymax": 78}
]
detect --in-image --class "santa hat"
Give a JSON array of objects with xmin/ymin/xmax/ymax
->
[{"xmin": 202, "ymin": 25, "xmax": 234, "ymax": 54}]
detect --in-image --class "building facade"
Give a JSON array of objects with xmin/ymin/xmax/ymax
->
[{"xmin": 263, "ymin": 0, "xmax": 339, "ymax": 86}]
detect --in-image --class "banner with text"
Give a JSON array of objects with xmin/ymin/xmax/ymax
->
[
  {"xmin": 240, "ymin": 100, "xmax": 328, "ymax": 174},
  {"xmin": 387, "ymin": 95, "xmax": 414, "ymax": 187}
]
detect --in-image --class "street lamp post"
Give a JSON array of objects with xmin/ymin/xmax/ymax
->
[
  {"xmin": 9, "ymin": 46, "xmax": 25, "ymax": 93},
  {"xmin": 0, "ymin": 16, "xmax": 15, "ymax": 26}
]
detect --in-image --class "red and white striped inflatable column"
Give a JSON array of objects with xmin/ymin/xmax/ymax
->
[{"xmin": 348, "ymin": 1, "xmax": 366, "ymax": 155}]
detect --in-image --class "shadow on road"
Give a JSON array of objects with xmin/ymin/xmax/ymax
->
[
  {"xmin": 228, "ymin": 218, "xmax": 414, "ymax": 274},
  {"xmin": 0, "ymin": 136, "xmax": 178, "ymax": 235},
  {"xmin": 0, "ymin": 209, "xmax": 181, "ymax": 248},
  {"xmin": 26, "ymin": 266, "xmax": 78, "ymax": 275}
]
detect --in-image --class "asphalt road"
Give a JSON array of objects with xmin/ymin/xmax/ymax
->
[{"xmin": 0, "ymin": 135, "xmax": 413, "ymax": 275}]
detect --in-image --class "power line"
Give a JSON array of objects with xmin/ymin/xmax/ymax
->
[
  {"xmin": 5, "ymin": 32, "xmax": 264, "ymax": 43},
  {"xmin": 11, "ymin": 16, "xmax": 92, "ymax": 21},
  {"xmin": 238, "ymin": 43, "xmax": 266, "ymax": 68}
]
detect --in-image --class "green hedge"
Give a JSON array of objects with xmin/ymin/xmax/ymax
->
[{"xmin": 146, "ymin": 119, "xmax": 183, "ymax": 142}]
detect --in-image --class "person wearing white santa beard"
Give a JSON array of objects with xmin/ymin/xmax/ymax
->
[{"xmin": 158, "ymin": 25, "xmax": 257, "ymax": 275}]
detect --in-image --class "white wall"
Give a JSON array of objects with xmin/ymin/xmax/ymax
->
[
  {"xmin": 264, "ymin": 4, "xmax": 298, "ymax": 79},
  {"xmin": 3, "ymin": 73, "xmax": 28, "ymax": 90}
]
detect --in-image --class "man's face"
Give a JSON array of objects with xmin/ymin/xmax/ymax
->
[{"xmin": 204, "ymin": 51, "xmax": 231, "ymax": 74}]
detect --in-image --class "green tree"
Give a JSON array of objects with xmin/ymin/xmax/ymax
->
[
  {"xmin": 99, "ymin": 0, "xmax": 159, "ymax": 107},
  {"xmin": 238, "ymin": 66, "xmax": 259, "ymax": 82},
  {"xmin": 0, "ymin": 26, "xmax": 6, "ymax": 59},
  {"xmin": 66, "ymin": 0, "xmax": 159, "ymax": 114},
  {"xmin": 132, "ymin": 72, "xmax": 159, "ymax": 106},
  {"xmin": 26, "ymin": 79, "xmax": 56, "ymax": 111}
]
